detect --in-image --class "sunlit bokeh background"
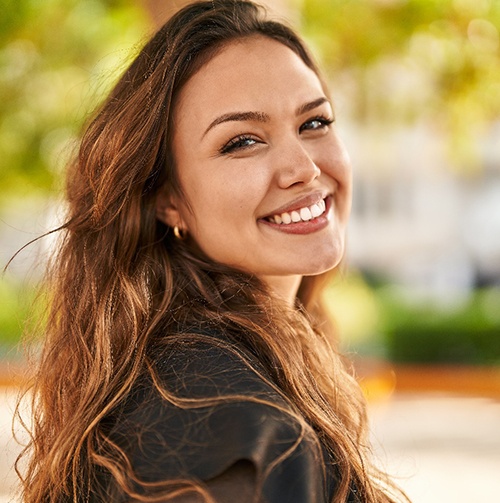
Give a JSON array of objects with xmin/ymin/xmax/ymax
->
[{"xmin": 1, "ymin": 1, "xmax": 500, "ymax": 502}]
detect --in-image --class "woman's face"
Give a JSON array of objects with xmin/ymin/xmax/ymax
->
[{"xmin": 159, "ymin": 36, "xmax": 352, "ymax": 297}]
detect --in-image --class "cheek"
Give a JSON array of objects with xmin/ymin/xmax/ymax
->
[
  {"xmin": 180, "ymin": 166, "xmax": 265, "ymax": 235},
  {"xmin": 205, "ymin": 162, "xmax": 268, "ymax": 203},
  {"xmin": 317, "ymin": 145, "xmax": 352, "ymax": 220},
  {"xmin": 318, "ymin": 142, "xmax": 351, "ymax": 180}
]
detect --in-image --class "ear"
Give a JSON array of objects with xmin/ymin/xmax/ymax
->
[{"xmin": 156, "ymin": 189, "xmax": 185, "ymax": 229}]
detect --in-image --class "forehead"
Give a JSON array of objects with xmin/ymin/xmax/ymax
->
[{"xmin": 174, "ymin": 35, "xmax": 325, "ymax": 125}]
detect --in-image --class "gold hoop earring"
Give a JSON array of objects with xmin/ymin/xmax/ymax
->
[{"xmin": 173, "ymin": 225, "xmax": 187, "ymax": 240}]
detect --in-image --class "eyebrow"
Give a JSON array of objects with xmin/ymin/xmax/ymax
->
[
  {"xmin": 202, "ymin": 96, "xmax": 330, "ymax": 138},
  {"xmin": 203, "ymin": 111, "xmax": 270, "ymax": 137},
  {"xmin": 296, "ymin": 96, "xmax": 330, "ymax": 116}
]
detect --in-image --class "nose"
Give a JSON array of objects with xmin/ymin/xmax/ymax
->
[{"xmin": 274, "ymin": 139, "xmax": 321, "ymax": 189}]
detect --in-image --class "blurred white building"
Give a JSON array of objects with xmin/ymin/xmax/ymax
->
[{"xmin": 344, "ymin": 120, "xmax": 500, "ymax": 297}]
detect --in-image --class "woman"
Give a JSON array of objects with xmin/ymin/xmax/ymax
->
[{"xmin": 18, "ymin": 1, "xmax": 407, "ymax": 502}]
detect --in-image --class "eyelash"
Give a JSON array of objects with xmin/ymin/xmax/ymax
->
[
  {"xmin": 219, "ymin": 115, "xmax": 335, "ymax": 155},
  {"xmin": 299, "ymin": 115, "xmax": 334, "ymax": 132},
  {"xmin": 220, "ymin": 135, "xmax": 258, "ymax": 155}
]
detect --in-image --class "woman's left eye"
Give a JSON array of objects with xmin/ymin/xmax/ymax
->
[{"xmin": 299, "ymin": 116, "xmax": 334, "ymax": 133}]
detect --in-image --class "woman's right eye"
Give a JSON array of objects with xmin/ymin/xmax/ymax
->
[{"xmin": 219, "ymin": 135, "xmax": 258, "ymax": 155}]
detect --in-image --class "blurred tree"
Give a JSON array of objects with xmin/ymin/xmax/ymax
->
[
  {"xmin": 300, "ymin": 0, "xmax": 500, "ymax": 170},
  {"xmin": 0, "ymin": 0, "xmax": 148, "ymax": 205}
]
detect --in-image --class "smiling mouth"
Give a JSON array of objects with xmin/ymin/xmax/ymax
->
[{"xmin": 265, "ymin": 198, "xmax": 326, "ymax": 225}]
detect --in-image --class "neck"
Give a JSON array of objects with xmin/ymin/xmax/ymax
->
[{"xmin": 260, "ymin": 274, "xmax": 302, "ymax": 308}]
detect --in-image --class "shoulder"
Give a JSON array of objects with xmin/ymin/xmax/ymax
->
[
  {"xmin": 107, "ymin": 334, "xmax": 326, "ymax": 501},
  {"xmin": 153, "ymin": 334, "xmax": 283, "ymax": 401}
]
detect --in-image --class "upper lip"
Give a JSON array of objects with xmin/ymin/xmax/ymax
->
[{"xmin": 260, "ymin": 190, "xmax": 329, "ymax": 219}]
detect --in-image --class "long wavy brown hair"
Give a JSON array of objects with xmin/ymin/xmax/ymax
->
[{"xmin": 17, "ymin": 1, "xmax": 408, "ymax": 502}]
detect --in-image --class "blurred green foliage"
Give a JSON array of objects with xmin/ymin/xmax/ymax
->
[
  {"xmin": 0, "ymin": 0, "xmax": 148, "ymax": 204},
  {"xmin": 0, "ymin": 277, "xmax": 36, "ymax": 353},
  {"xmin": 327, "ymin": 273, "xmax": 500, "ymax": 366},
  {"xmin": 301, "ymin": 0, "xmax": 500, "ymax": 168},
  {"xmin": 379, "ymin": 286, "xmax": 500, "ymax": 365}
]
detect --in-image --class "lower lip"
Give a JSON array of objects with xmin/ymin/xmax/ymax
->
[{"xmin": 259, "ymin": 196, "xmax": 333, "ymax": 235}]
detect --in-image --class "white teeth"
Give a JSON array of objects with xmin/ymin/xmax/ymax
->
[
  {"xmin": 311, "ymin": 203, "xmax": 322, "ymax": 218},
  {"xmin": 269, "ymin": 199, "xmax": 327, "ymax": 225},
  {"xmin": 300, "ymin": 207, "xmax": 312, "ymax": 221}
]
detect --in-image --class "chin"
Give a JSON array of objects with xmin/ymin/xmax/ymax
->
[
  {"xmin": 302, "ymin": 243, "xmax": 345, "ymax": 275},
  {"xmin": 293, "ymin": 254, "xmax": 344, "ymax": 277}
]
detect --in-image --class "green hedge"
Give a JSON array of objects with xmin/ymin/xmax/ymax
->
[{"xmin": 379, "ymin": 288, "xmax": 500, "ymax": 366}]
